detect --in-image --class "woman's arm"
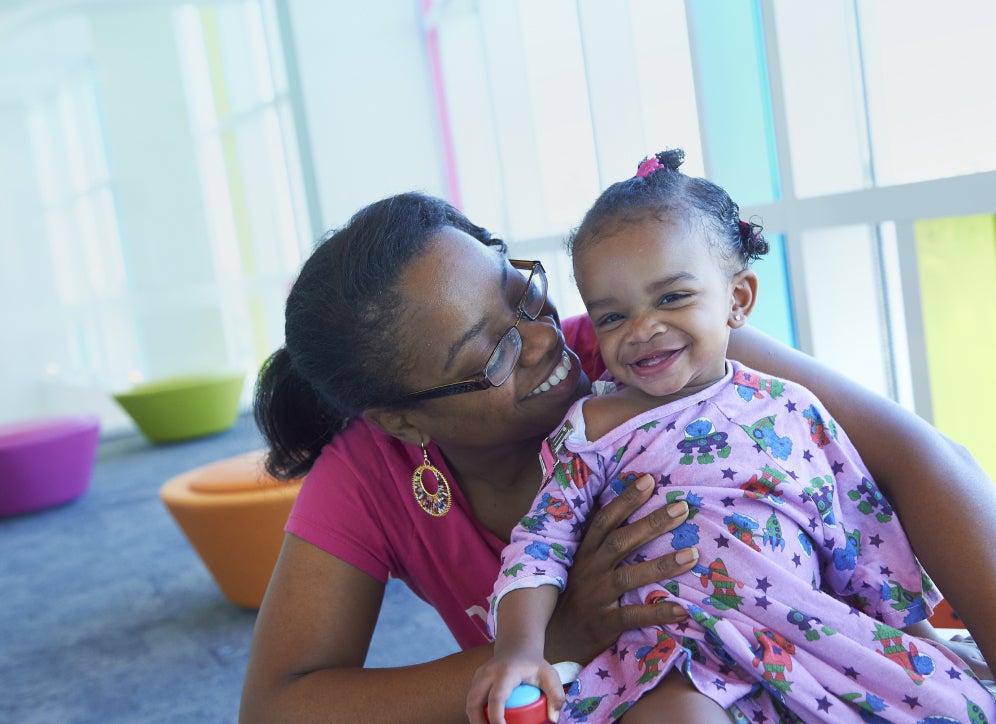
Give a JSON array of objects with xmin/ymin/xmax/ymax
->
[
  {"xmin": 903, "ymin": 621, "xmax": 992, "ymax": 680},
  {"xmin": 239, "ymin": 534, "xmax": 495, "ymax": 724},
  {"xmin": 241, "ymin": 484, "xmax": 698, "ymax": 722},
  {"xmin": 729, "ymin": 325, "xmax": 996, "ymax": 668}
]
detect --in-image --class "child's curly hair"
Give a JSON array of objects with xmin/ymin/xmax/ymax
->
[{"xmin": 568, "ymin": 148, "xmax": 769, "ymax": 270}]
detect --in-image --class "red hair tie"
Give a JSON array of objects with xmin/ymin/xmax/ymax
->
[{"xmin": 738, "ymin": 220, "xmax": 752, "ymax": 244}]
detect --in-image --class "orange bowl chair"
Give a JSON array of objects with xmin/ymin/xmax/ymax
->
[
  {"xmin": 160, "ymin": 450, "xmax": 303, "ymax": 609},
  {"xmin": 928, "ymin": 598, "xmax": 963, "ymax": 629}
]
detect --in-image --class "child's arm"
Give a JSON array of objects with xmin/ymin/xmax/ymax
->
[{"xmin": 467, "ymin": 586, "xmax": 565, "ymax": 724}]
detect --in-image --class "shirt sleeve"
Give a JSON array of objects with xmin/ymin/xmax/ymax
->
[
  {"xmin": 285, "ymin": 422, "xmax": 410, "ymax": 583},
  {"xmin": 488, "ymin": 439, "xmax": 600, "ymax": 637}
]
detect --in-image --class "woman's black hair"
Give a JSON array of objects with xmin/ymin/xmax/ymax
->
[
  {"xmin": 568, "ymin": 148, "xmax": 769, "ymax": 268},
  {"xmin": 254, "ymin": 192, "xmax": 503, "ymax": 479}
]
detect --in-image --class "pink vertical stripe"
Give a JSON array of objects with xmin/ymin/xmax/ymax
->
[{"xmin": 422, "ymin": 0, "xmax": 463, "ymax": 209}]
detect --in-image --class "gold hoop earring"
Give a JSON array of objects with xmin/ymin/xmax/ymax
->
[{"xmin": 412, "ymin": 442, "xmax": 452, "ymax": 517}]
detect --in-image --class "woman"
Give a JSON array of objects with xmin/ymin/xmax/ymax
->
[{"xmin": 239, "ymin": 192, "xmax": 995, "ymax": 723}]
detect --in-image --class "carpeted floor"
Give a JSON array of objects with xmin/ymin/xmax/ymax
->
[{"xmin": 1, "ymin": 413, "xmax": 458, "ymax": 723}]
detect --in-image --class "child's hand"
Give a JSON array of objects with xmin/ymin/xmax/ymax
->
[{"xmin": 466, "ymin": 652, "xmax": 564, "ymax": 724}]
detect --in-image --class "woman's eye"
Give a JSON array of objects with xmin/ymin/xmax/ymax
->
[{"xmin": 520, "ymin": 282, "xmax": 540, "ymax": 311}]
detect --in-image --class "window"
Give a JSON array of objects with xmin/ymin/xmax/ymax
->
[
  {"xmin": 175, "ymin": 0, "xmax": 311, "ymax": 368},
  {"xmin": 2, "ymin": 0, "xmax": 310, "ymax": 428},
  {"xmin": 774, "ymin": 0, "xmax": 996, "ymax": 197},
  {"xmin": 27, "ymin": 65, "xmax": 139, "ymax": 385},
  {"xmin": 431, "ymin": 0, "xmax": 702, "ymax": 242},
  {"xmin": 425, "ymin": 0, "xmax": 996, "ymax": 481}
]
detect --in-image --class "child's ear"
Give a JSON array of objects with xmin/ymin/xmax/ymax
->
[
  {"xmin": 729, "ymin": 269, "xmax": 758, "ymax": 328},
  {"xmin": 362, "ymin": 407, "xmax": 427, "ymax": 447}
]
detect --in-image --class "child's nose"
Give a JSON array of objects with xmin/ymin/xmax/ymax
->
[{"xmin": 626, "ymin": 312, "xmax": 667, "ymax": 343}]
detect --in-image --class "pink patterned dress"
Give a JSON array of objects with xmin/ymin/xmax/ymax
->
[{"xmin": 490, "ymin": 362, "xmax": 995, "ymax": 723}]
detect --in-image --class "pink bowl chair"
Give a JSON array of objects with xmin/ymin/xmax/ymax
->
[{"xmin": 0, "ymin": 416, "xmax": 100, "ymax": 517}]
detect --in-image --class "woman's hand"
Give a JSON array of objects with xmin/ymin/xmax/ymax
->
[
  {"xmin": 945, "ymin": 634, "xmax": 994, "ymax": 682},
  {"xmin": 544, "ymin": 474, "xmax": 698, "ymax": 664},
  {"xmin": 905, "ymin": 620, "xmax": 993, "ymax": 687}
]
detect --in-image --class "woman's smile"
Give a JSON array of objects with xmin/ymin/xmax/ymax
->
[{"xmin": 525, "ymin": 351, "xmax": 573, "ymax": 399}]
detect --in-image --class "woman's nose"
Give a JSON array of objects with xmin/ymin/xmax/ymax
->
[{"xmin": 516, "ymin": 316, "xmax": 557, "ymax": 368}]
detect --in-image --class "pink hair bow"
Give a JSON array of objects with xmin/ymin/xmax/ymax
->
[{"xmin": 635, "ymin": 156, "xmax": 663, "ymax": 178}]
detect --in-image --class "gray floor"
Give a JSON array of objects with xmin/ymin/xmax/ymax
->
[{"xmin": 1, "ymin": 414, "xmax": 458, "ymax": 723}]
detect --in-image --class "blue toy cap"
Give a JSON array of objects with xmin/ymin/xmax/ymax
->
[{"xmin": 506, "ymin": 684, "xmax": 543, "ymax": 708}]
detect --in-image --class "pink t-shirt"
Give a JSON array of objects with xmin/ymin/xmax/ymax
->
[{"xmin": 285, "ymin": 314, "xmax": 604, "ymax": 650}]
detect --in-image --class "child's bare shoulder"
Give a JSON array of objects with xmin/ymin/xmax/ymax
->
[{"xmin": 582, "ymin": 392, "xmax": 647, "ymax": 441}]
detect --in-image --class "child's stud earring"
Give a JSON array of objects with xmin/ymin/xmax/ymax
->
[{"xmin": 734, "ymin": 314, "xmax": 742, "ymax": 321}]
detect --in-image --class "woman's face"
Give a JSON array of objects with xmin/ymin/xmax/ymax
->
[{"xmin": 395, "ymin": 226, "xmax": 590, "ymax": 448}]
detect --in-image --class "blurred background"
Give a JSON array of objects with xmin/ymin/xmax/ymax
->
[{"xmin": 1, "ymin": 0, "xmax": 994, "ymax": 477}]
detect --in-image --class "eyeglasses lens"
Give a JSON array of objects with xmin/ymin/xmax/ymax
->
[
  {"xmin": 483, "ymin": 264, "xmax": 546, "ymax": 387},
  {"xmin": 522, "ymin": 267, "xmax": 547, "ymax": 320},
  {"xmin": 485, "ymin": 326, "xmax": 522, "ymax": 387}
]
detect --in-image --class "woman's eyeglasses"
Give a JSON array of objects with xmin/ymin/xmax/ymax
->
[{"xmin": 403, "ymin": 260, "xmax": 547, "ymax": 403}]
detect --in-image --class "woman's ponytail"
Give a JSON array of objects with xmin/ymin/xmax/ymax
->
[{"xmin": 253, "ymin": 347, "xmax": 343, "ymax": 480}]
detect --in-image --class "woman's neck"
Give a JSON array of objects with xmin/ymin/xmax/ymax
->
[
  {"xmin": 442, "ymin": 436, "xmax": 544, "ymax": 492},
  {"xmin": 440, "ymin": 438, "xmax": 547, "ymax": 541}
]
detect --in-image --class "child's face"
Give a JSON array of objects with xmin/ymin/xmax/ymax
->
[{"xmin": 574, "ymin": 215, "xmax": 750, "ymax": 400}]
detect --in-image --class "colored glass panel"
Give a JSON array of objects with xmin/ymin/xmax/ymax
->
[
  {"xmin": 748, "ymin": 233, "xmax": 795, "ymax": 348},
  {"xmin": 915, "ymin": 214, "xmax": 996, "ymax": 479},
  {"xmin": 685, "ymin": 0, "xmax": 779, "ymax": 205}
]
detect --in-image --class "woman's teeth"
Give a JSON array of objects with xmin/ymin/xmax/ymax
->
[{"xmin": 527, "ymin": 352, "xmax": 572, "ymax": 398}]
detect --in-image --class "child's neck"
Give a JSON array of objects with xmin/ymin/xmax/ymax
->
[
  {"xmin": 621, "ymin": 369, "xmax": 725, "ymax": 408},
  {"xmin": 583, "ymin": 362, "xmax": 729, "ymax": 441}
]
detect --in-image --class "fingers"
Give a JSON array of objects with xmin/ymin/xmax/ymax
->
[
  {"xmin": 611, "ymin": 599, "xmax": 691, "ymax": 633},
  {"xmin": 582, "ymin": 475, "xmax": 656, "ymax": 551},
  {"xmin": 468, "ymin": 668, "xmax": 512, "ymax": 724},
  {"xmin": 476, "ymin": 678, "xmax": 512, "ymax": 724},
  {"xmin": 611, "ymin": 546, "xmax": 699, "ymax": 593},
  {"xmin": 538, "ymin": 666, "xmax": 565, "ymax": 721},
  {"xmin": 581, "ymin": 476, "xmax": 691, "ymax": 570},
  {"xmin": 547, "ymin": 473, "xmax": 698, "ymax": 663},
  {"xmin": 582, "ymin": 475, "xmax": 688, "ymax": 565},
  {"xmin": 470, "ymin": 660, "xmax": 558, "ymax": 724}
]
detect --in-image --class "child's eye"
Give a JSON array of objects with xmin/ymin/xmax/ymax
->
[
  {"xmin": 595, "ymin": 312, "xmax": 623, "ymax": 328},
  {"xmin": 658, "ymin": 292, "xmax": 687, "ymax": 306}
]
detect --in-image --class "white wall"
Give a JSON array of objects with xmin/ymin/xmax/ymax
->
[
  {"xmin": 287, "ymin": 0, "xmax": 447, "ymax": 229},
  {"xmin": 89, "ymin": 6, "xmax": 228, "ymax": 379},
  {"xmin": 0, "ymin": 0, "xmax": 448, "ymax": 431}
]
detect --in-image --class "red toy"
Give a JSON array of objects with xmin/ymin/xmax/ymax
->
[{"xmin": 485, "ymin": 684, "xmax": 552, "ymax": 724}]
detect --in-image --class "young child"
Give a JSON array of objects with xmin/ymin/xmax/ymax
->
[{"xmin": 467, "ymin": 150, "xmax": 995, "ymax": 724}]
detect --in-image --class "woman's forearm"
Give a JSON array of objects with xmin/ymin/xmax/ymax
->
[
  {"xmin": 729, "ymin": 326, "xmax": 996, "ymax": 667},
  {"xmin": 241, "ymin": 537, "xmax": 496, "ymax": 724},
  {"xmin": 240, "ymin": 645, "xmax": 495, "ymax": 724}
]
